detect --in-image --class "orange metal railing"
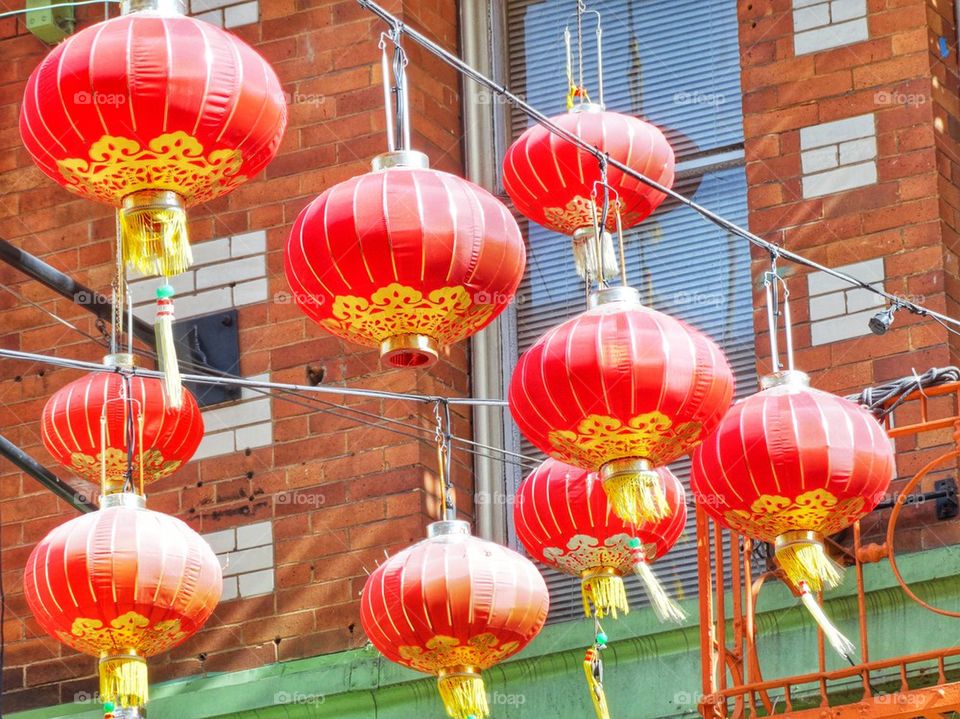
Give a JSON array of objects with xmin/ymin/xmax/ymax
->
[{"xmin": 698, "ymin": 381, "xmax": 960, "ymax": 719}]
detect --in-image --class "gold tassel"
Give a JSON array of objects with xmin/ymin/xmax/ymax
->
[
  {"xmin": 632, "ymin": 550, "xmax": 687, "ymax": 624},
  {"xmin": 571, "ymin": 228, "xmax": 620, "ymax": 282},
  {"xmin": 581, "ymin": 567, "xmax": 629, "ymax": 619},
  {"xmin": 775, "ymin": 531, "xmax": 843, "ymax": 593},
  {"xmin": 798, "ymin": 582, "xmax": 855, "ymax": 662},
  {"xmin": 120, "ymin": 190, "xmax": 192, "ymax": 277},
  {"xmin": 583, "ymin": 647, "xmax": 611, "ymax": 719},
  {"xmin": 601, "ymin": 460, "xmax": 670, "ymax": 525},
  {"xmin": 437, "ymin": 668, "xmax": 489, "ymax": 719},
  {"xmin": 154, "ymin": 285, "xmax": 183, "ymax": 409},
  {"xmin": 99, "ymin": 654, "xmax": 148, "ymax": 709}
]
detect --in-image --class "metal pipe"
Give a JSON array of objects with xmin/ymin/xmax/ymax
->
[
  {"xmin": 354, "ymin": 0, "xmax": 960, "ymax": 333},
  {"xmin": 0, "ymin": 238, "xmax": 155, "ymax": 348},
  {"xmin": 0, "ymin": 434, "xmax": 95, "ymax": 513}
]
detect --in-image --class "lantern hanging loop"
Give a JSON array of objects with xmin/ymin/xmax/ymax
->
[
  {"xmin": 590, "ymin": 174, "xmax": 628, "ymax": 289},
  {"xmin": 433, "ymin": 399, "xmax": 455, "ymax": 520},
  {"xmin": 565, "ymin": 2, "xmax": 604, "ymax": 110},
  {"xmin": 378, "ymin": 28, "xmax": 411, "ymax": 153},
  {"xmin": 763, "ymin": 250, "xmax": 796, "ymax": 375}
]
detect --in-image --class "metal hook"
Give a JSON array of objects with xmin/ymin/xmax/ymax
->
[{"xmin": 378, "ymin": 28, "xmax": 410, "ymax": 153}]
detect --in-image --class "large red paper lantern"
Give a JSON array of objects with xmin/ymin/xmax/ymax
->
[
  {"xmin": 502, "ymin": 106, "xmax": 674, "ymax": 280},
  {"xmin": 20, "ymin": 1, "xmax": 286, "ymax": 277},
  {"xmin": 285, "ymin": 151, "xmax": 526, "ymax": 368},
  {"xmin": 24, "ymin": 494, "xmax": 222, "ymax": 711},
  {"xmin": 515, "ymin": 458, "xmax": 686, "ymax": 621},
  {"xmin": 508, "ymin": 288, "xmax": 734, "ymax": 526},
  {"xmin": 691, "ymin": 371, "xmax": 895, "ymax": 592},
  {"xmin": 40, "ymin": 357, "xmax": 203, "ymax": 493},
  {"xmin": 360, "ymin": 520, "xmax": 549, "ymax": 719}
]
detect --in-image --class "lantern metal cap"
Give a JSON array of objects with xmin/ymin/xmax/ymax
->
[
  {"xmin": 103, "ymin": 353, "xmax": 137, "ymax": 369},
  {"xmin": 761, "ymin": 370, "xmax": 810, "ymax": 390},
  {"xmin": 570, "ymin": 102, "xmax": 606, "ymax": 114},
  {"xmin": 372, "ymin": 151, "xmax": 430, "ymax": 171},
  {"xmin": 588, "ymin": 285, "xmax": 641, "ymax": 309},
  {"xmin": 121, "ymin": 0, "xmax": 186, "ymax": 14},
  {"xmin": 100, "ymin": 492, "xmax": 146, "ymax": 510},
  {"xmin": 380, "ymin": 334, "xmax": 439, "ymax": 369},
  {"xmin": 427, "ymin": 520, "xmax": 472, "ymax": 539}
]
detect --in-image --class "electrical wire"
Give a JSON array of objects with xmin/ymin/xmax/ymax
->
[
  {"xmin": 357, "ymin": 0, "xmax": 960, "ymax": 335},
  {"xmin": 846, "ymin": 367, "xmax": 960, "ymax": 418}
]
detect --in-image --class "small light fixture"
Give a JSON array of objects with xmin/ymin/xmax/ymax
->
[{"xmin": 869, "ymin": 305, "xmax": 899, "ymax": 336}]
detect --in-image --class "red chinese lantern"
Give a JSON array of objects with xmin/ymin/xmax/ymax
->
[
  {"xmin": 508, "ymin": 287, "xmax": 734, "ymax": 526},
  {"xmin": 40, "ymin": 356, "xmax": 203, "ymax": 493},
  {"xmin": 515, "ymin": 458, "xmax": 686, "ymax": 622},
  {"xmin": 360, "ymin": 520, "xmax": 549, "ymax": 719},
  {"xmin": 24, "ymin": 493, "xmax": 222, "ymax": 712},
  {"xmin": 690, "ymin": 371, "xmax": 895, "ymax": 592},
  {"xmin": 20, "ymin": 0, "xmax": 286, "ymax": 277},
  {"xmin": 285, "ymin": 151, "xmax": 526, "ymax": 368},
  {"xmin": 502, "ymin": 106, "xmax": 674, "ymax": 280}
]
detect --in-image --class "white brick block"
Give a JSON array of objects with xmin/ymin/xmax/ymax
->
[
  {"xmin": 239, "ymin": 569, "xmax": 274, "ymax": 597},
  {"xmin": 240, "ymin": 374, "xmax": 271, "ymax": 400},
  {"xmin": 235, "ymin": 422, "xmax": 273, "ymax": 450},
  {"xmin": 801, "ymin": 146, "xmax": 838, "ymax": 174},
  {"xmin": 128, "ymin": 273, "xmax": 196, "ymax": 307},
  {"xmin": 830, "ymin": 0, "xmax": 866, "ymax": 22},
  {"xmin": 237, "ymin": 521, "xmax": 273, "ymax": 550},
  {"xmin": 224, "ymin": 1, "xmax": 259, "ymax": 28},
  {"xmin": 194, "ymin": 9, "xmax": 223, "ymax": 26},
  {"xmin": 204, "ymin": 397, "xmax": 272, "ymax": 432},
  {"xmin": 809, "ymin": 293, "xmax": 844, "ymax": 322},
  {"xmin": 174, "ymin": 287, "xmax": 233, "ymax": 319},
  {"xmin": 233, "ymin": 278, "xmax": 269, "ymax": 307},
  {"xmin": 220, "ymin": 576, "xmax": 239, "ymax": 602},
  {"xmin": 224, "ymin": 545, "xmax": 274, "ymax": 576},
  {"xmin": 845, "ymin": 286, "xmax": 885, "ymax": 313},
  {"xmin": 802, "ymin": 162, "xmax": 877, "ymax": 198},
  {"xmin": 196, "ymin": 256, "xmax": 266, "ymax": 290},
  {"xmin": 794, "ymin": 17, "xmax": 868, "ymax": 55},
  {"xmin": 231, "ymin": 230, "xmax": 267, "ymax": 258},
  {"xmin": 800, "ymin": 113, "xmax": 875, "ymax": 149},
  {"xmin": 194, "ymin": 431, "xmax": 235, "ymax": 461},
  {"xmin": 794, "ymin": 3, "xmax": 830, "ymax": 31},
  {"xmin": 808, "ymin": 258, "xmax": 884, "ymax": 295},
  {"xmin": 190, "ymin": 0, "xmax": 235, "ymax": 11},
  {"xmin": 839, "ymin": 137, "xmax": 877, "ymax": 165},
  {"xmin": 811, "ymin": 309, "xmax": 876, "ymax": 345},
  {"xmin": 190, "ymin": 238, "xmax": 231, "ymax": 267},
  {"xmin": 793, "ymin": 0, "xmax": 826, "ymax": 6},
  {"xmin": 204, "ymin": 528, "xmax": 236, "ymax": 554}
]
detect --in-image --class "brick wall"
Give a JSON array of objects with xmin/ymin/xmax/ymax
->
[
  {"xmin": 0, "ymin": 0, "xmax": 470, "ymax": 712},
  {"xmin": 738, "ymin": 0, "xmax": 960, "ymax": 550}
]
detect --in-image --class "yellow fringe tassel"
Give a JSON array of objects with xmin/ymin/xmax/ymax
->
[
  {"xmin": 437, "ymin": 670, "xmax": 489, "ymax": 719},
  {"xmin": 99, "ymin": 654, "xmax": 148, "ymax": 709},
  {"xmin": 775, "ymin": 536, "xmax": 843, "ymax": 593},
  {"xmin": 154, "ymin": 285, "xmax": 183, "ymax": 408},
  {"xmin": 581, "ymin": 570, "xmax": 630, "ymax": 619},
  {"xmin": 572, "ymin": 228, "xmax": 620, "ymax": 282},
  {"xmin": 602, "ymin": 470, "xmax": 670, "ymax": 525},
  {"xmin": 120, "ymin": 191, "xmax": 192, "ymax": 277}
]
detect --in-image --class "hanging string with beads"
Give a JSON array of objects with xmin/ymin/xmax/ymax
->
[{"xmin": 434, "ymin": 400, "xmax": 456, "ymax": 520}]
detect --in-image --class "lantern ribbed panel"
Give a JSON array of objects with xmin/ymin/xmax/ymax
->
[
  {"xmin": 690, "ymin": 383, "xmax": 895, "ymax": 541},
  {"xmin": 285, "ymin": 166, "xmax": 526, "ymax": 354},
  {"xmin": 508, "ymin": 300, "xmax": 734, "ymax": 470},
  {"xmin": 20, "ymin": 11, "xmax": 286, "ymax": 206},
  {"xmin": 502, "ymin": 109, "xmax": 675, "ymax": 235},
  {"xmin": 24, "ymin": 505, "xmax": 222, "ymax": 658},
  {"xmin": 40, "ymin": 372, "xmax": 203, "ymax": 487},
  {"xmin": 514, "ymin": 459, "xmax": 686, "ymax": 576},
  {"xmin": 359, "ymin": 532, "xmax": 549, "ymax": 672}
]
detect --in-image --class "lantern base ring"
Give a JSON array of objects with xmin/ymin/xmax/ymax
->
[
  {"xmin": 380, "ymin": 334, "xmax": 439, "ymax": 368},
  {"xmin": 581, "ymin": 566, "xmax": 629, "ymax": 619},
  {"xmin": 600, "ymin": 458, "xmax": 670, "ymax": 525},
  {"xmin": 774, "ymin": 530, "xmax": 843, "ymax": 593},
  {"xmin": 99, "ymin": 653, "xmax": 148, "ymax": 710},
  {"xmin": 437, "ymin": 666, "xmax": 489, "ymax": 719}
]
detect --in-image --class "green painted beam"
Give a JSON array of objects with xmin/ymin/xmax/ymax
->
[{"xmin": 13, "ymin": 545, "xmax": 960, "ymax": 719}]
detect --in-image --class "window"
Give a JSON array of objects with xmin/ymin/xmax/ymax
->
[{"xmin": 498, "ymin": 0, "xmax": 756, "ymax": 622}]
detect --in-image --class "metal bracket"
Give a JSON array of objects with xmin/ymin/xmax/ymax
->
[
  {"xmin": 935, "ymin": 478, "xmax": 959, "ymax": 520},
  {"xmin": 174, "ymin": 310, "xmax": 242, "ymax": 408}
]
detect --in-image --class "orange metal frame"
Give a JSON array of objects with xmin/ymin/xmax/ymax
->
[{"xmin": 698, "ymin": 381, "xmax": 960, "ymax": 719}]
